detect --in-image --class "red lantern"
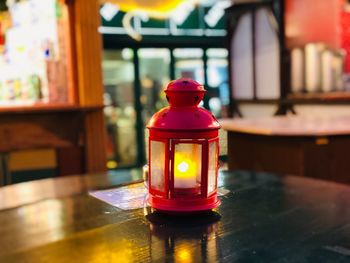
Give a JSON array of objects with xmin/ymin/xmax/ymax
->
[{"xmin": 147, "ymin": 78, "xmax": 221, "ymax": 213}]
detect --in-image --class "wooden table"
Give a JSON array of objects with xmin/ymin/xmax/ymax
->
[
  {"xmin": 220, "ymin": 116, "xmax": 350, "ymax": 184},
  {"xmin": 1, "ymin": 169, "xmax": 350, "ymax": 262}
]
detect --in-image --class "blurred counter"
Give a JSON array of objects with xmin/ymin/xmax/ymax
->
[{"xmin": 220, "ymin": 115, "xmax": 350, "ymax": 183}]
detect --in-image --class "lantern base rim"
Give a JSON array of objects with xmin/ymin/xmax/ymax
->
[
  {"xmin": 148, "ymin": 195, "xmax": 221, "ymax": 213},
  {"xmin": 152, "ymin": 209, "xmax": 216, "ymax": 216}
]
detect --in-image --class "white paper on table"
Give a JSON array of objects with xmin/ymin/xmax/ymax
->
[
  {"xmin": 89, "ymin": 183, "xmax": 148, "ymax": 210},
  {"xmin": 89, "ymin": 183, "xmax": 231, "ymax": 210}
]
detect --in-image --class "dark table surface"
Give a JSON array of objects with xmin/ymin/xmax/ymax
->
[{"xmin": 0, "ymin": 169, "xmax": 350, "ymax": 263}]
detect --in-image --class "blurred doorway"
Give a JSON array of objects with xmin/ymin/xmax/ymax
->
[{"xmin": 103, "ymin": 49, "xmax": 138, "ymax": 168}]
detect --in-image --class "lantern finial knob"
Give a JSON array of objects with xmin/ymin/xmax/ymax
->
[{"xmin": 164, "ymin": 78, "xmax": 205, "ymax": 107}]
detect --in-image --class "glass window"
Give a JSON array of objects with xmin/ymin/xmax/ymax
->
[
  {"xmin": 102, "ymin": 49, "xmax": 137, "ymax": 168},
  {"xmin": 174, "ymin": 48, "xmax": 204, "ymax": 84},
  {"xmin": 150, "ymin": 140, "xmax": 166, "ymax": 192},
  {"xmin": 208, "ymin": 140, "xmax": 218, "ymax": 195},
  {"xmin": 174, "ymin": 143, "xmax": 202, "ymax": 193},
  {"xmin": 255, "ymin": 8, "xmax": 280, "ymax": 99},
  {"xmin": 231, "ymin": 12, "xmax": 254, "ymax": 100},
  {"xmin": 139, "ymin": 48, "xmax": 170, "ymax": 124},
  {"xmin": 206, "ymin": 48, "xmax": 229, "ymax": 118}
]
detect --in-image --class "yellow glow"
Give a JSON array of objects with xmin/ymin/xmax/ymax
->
[
  {"xmin": 175, "ymin": 246, "xmax": 192, "ymax": 262},
  {"xmin": 174, "ymin": 153, "xmax": 197, "ymax": 179},
  {"xmin": 101, "ymin": 0, "xmax": 201, "ymax": 40},
  {"xmin": 107, "ymin": 160, "xmax": 118, "ymax": 169},
  {"xmin": 102, "ymin": 0, "xmax": 198, "ymax": 15},
  {"xmin": 177, "ymin": 161, "xmax": 189, "ymax": 173},
  {"xmin": 173, "ymin": 144, "xmax": 201, "ymax": 188}
]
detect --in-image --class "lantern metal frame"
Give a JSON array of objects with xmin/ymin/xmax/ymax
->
[{"xmin": 170, "ymin": 139, "xmax": 206, "ymax": 198}]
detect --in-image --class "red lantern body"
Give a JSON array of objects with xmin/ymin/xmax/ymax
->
[{"xmin": 147, "ymin": 78, "xmax": 221, "ymax": 213}]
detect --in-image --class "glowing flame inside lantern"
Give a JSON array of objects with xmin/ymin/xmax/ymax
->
[
  {"xmin": 174, "ymin": 151, "xmax": 199, "ymax": 188},
  {"xmin": 177, "ymin": 161, "xmax": 189, "ymax": 173}
]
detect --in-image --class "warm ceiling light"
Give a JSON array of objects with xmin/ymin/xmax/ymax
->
[
  {"xmin": 101, "ymin": 0, "xmax": 195, "ymax": 16},
  {"xmin": 100, "ymin": 0, "xmax": 201, "ymax": 40}
]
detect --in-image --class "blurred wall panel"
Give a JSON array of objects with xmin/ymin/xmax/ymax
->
[
  {"xmin": 285, "ymin": 0, "xmax": 345, "ymax": 49},
  {"xmin": 73, "ymin": 0, "xmax": 107, "ymax": 173}
]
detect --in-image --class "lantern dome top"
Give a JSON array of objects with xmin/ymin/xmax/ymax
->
[
  {"xmin": 147, "ymin": 78, "xmax": 221, "ymax": 131},
  {"xmin": 164, "ymin": 78, "xmax": 205, "ymax": 107},
  {"xmin": 165, "ymin": 78, "xmax": 205, "ymax": 92}
]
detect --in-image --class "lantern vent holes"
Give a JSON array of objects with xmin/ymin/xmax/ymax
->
[
  {"xmin": 182, "ymin": 80, "xmax": 189, "ymax": 84},
  {"xmin": 166, "ymin": 95, "xmax": 170, "ymax": 102},
  {"xmin": 194, "ymin": 96, "xmax": 199, "ymax": 103}
]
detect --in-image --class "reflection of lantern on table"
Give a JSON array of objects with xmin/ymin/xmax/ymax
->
[
  {"xmin": 147, "ymin": 78, "xmax": 221, "ymax": 213},
  {"xmin": 146, "ymin": 211, "xmax": 221, "ymax": 262}
]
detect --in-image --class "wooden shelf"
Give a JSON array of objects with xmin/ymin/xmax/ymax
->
[
  {"xmin": 232, "ymin": 92, "xmax": 350, "ymax": 106},
  {"xmin": 0, "ymin": 103, "xmax": 104, "ymax": 115},
  {"xmin": 287, "ymin": 91, "xmax": 350, "ymax": 104}
]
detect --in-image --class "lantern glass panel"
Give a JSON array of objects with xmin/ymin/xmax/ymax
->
[
  {"xmin": 208, "ymin": 140, "xmax": 218, "ymax": 195},
  {"xmin": 174, "ymin": 143, "xmax": 202, "ymax": 190},
  {"xmin": 150, "ymin": 140, "xmax": 166, "ymax": 192}
]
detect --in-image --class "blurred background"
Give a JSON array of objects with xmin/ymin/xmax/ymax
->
[{"xmin": 1, "ymin": 0, "xmax": 350, "ymax": 185}]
